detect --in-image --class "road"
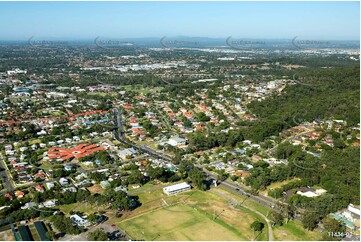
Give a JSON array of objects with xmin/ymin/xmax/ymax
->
[
  {"xmin": 221, "ymin": 101, "xmax": 242, "ymax": 121},
  {"xmin": 202, "ymin": 170, "xmax": 329, "ymax": 234},
  {"xmin": 113, "ymin": 108, "xmax": 125, "ymax": 139},
  {"xmin": 113, "ymin": 109, "xmax": 173, "ymax": 161},
  {"xmin": 153, "ymin": 107, "xmax": 173, "ymax": 131},
  {"xmin": 189, "ymin": 108, "xmax": 214, "ymax": 133},
  {"xmin": 172, "ymin": 98, "xmax": 214, "ymax": 133},
  {"xmin": 210, "ymin": 189, "xmax": 273, "ymax": 241},
  {"xmin": 0, "ymin": 170, "xmax": 13, "ymax": 193},
  {"xmin": 269, "ymin": 129, "xmax": 315, "ymax": 154},
  {"xmin": 58, "ymin": 220, "xmax": 128, "ymax": 241},
  {"xmin": 112, "ymin": 109, "xmax": 290, "ymax": 219},
  {"xmin": 199, "ymin": 166, "xmax": 278, "ymax": 208},
  {"xmin": 0, "ymin": 153, "xmax": 15, "ymax": 193}
]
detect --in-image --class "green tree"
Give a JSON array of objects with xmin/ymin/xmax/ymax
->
[
  {"xmin": 87, "ymin": 228, "xmax": 108, "ymax": 241},
  {"xmin": 321, "ymin": 217, "xmax": 346, "ymax": 240},
  {"xmin": 301, "ymin": 211, "xmax": 319, "ymax": 231},
  {"xmin": 268, "ymin": 210, "xmax": 283, "ymax": 226},
  {"xmin": 46, "ymin": 230, "xmax": 56, "ymax": 240},
  {"xmin": 50, "ymin": 214, "xmax": 81, "ymax": 235},
  {"xmin": 87, "ymin": 213, "xmax": 98, "ymax": 224},
  {"xmin": 250, "ymin": 221, "xmax": 265, "ymax": 231},
  {"xmin": 188, "ymin": 167, "xmax": 207, "ymax": 191}
]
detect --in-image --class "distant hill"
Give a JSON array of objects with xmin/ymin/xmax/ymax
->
[{"xmin": 0, "ymin": 37, "xmax": 359, "ymax": 49}]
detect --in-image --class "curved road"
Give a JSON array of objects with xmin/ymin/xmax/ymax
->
[{"xmin": 210, "ymin": 189, "xmax": 273, "ymax": 241}]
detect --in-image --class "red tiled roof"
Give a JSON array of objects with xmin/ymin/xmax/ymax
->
[
  {"xmin": 123, "ymin": 104, "xmax": 133, "ymax": 109},
  {"xmin": 15, "ymin": 190, "xmax": 24, "ymax": 197},
  {"xmin": 241, "ymin": 173, "xmax": 250, "ymax": 178},
  {"xmin": 35, "ymin": 185, "xmax": 44, "ymax": 191},
  {"xmin": 48, "ymin": 143, "xmax": 105, "ymax": 161},
  {"xmin": 4, "ymin": 193, "xmax": 13, "ymax": 199},
  {"xmin": 184, "ymin": 112, "xmax": 193, "ymax": 118},
  {"xmin": 352, "ymin": 141, "xmax": 360, "ymax": 147},
  {"xmin": 14, "ymin": 166, "xmax": 25, "ymax": 171}
]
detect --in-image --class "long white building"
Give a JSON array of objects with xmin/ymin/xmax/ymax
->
[{"xmin": 163, "ymin": 182, "xmax": 191, "ymax": 195}]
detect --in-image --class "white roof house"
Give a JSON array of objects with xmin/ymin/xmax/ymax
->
[
  {"xmin": 83, "ymin": 161, "xmax": 94, "ymax": 166},
  {"xmin": 118, "ymin": 148, "xmax": 136, "ymax": 159},
  {"xmin": 70, "ymin": 214, "xmax": 90, "ymax": 227},
  {"xmin": 243, "ymin": 140, "xmax": 252, "ymax": 145},
  {"xmin": 21, "ymin": 202, "xmax": 37, "ymax": 210},
  {"xmin": 62, "ymin": 187, "xmax": 77, "ymax": 193},
  {"xmin": 348, "ymin": 204, "xmax": 361, "ymax": 216},
  {"xmin": 39, "ymin": 199, "xmax": 58, "ymax": 208},
  {"xmin": 46, "ymin": 182, "xmax": 55, "ymax": 190},
  {"xmin": 296, "ymin": 189, "xmax": 326, "ymax": 198},
  {"xmin": 296, "ymin": 191, "xmax": 318, "ymax": 198},
  {"xmin": 59, "ymin": 177, "xmax": 69, "ymax": 186},
  {"xmin": 5, "ymin": 150, "xmax": 15, "ymax": 155},
  {"xmin": 168, "ymin": 137, "xmax": 186, "ymax": 147},
  {"xmin": 163, "ymin": 182, "xmax": 191, "ymax": 195},
  {"xmin": 73, "ymin": 136, "xmax": 80, "ymax": 141}
]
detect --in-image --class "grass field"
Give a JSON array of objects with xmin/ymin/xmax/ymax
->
[
  {"xmin": 118, "ymin": 204, "xmax": 246, "ymax": 241},
  {"xmin": 87, "ymin": 184, "xmax": 105, "ymax": 194},
  {"xmin": 216, "ymin": 186, "xmax": 323, "ymax": 241},
  {"xmin": 56, "ymin": 202, "xmax": 81, "ymax": 214},
  {"xmin": 215, "ymin": 187, "xmax": 273, "ymax": 216},
  {"xmin": 29, "ymin": 139, "xmax": 41, "ymax": 145},
  {"xmin": 108, "ymin": 182, "xmax": 324, "ymax": 241},
  {"xmin": 114, "ymin": 187, "xmax": 269, "ymax": 241},
  {"xmin": 121, "ymin": 85, "xmax": 162, "ymax": 94},
  {"xmin": 259, "ymin": 179, "xmax": 299, "ymax": 196},
  {"xmin": 273, "ymin": 220, "xmax": 323, "ymax": 241},
  {"xmin": 56, "ymin": 201, "xmax": 104, "ymax": 215},
  {"xmin": 0, "ymin": 230, "xmax": 14, "ymax": 241}
]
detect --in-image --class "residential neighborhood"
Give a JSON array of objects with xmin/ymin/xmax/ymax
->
[{"xmin": 0, "ymin": 2, "xmax": 359, "ymax": 241}]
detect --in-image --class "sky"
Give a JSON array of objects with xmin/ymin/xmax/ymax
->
[{"xmin": 0, "ymin": 1, "xmax": 359, "ymax": 40}]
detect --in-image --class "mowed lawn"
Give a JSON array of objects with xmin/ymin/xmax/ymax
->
[
  {"xmin": 115, "ymin": 189, "xmax": 269, "ymax": 241},
  {"xmin": 259, "ymin": 178, "xmax": 300, "ymax": 196},
  {"xmin": 185, "ymin": 190, "xmax": 267, "ymax": 241},
  {"xmin": 273, "ymin": 220, "xmax": 323, "ymax": 241},
  {"xmin": 215, "ymin": 187, "xmax": 323, "ymax": 241},
  {"xmin": 118, "ymin": 204, "xmax": 245, "ymax": 241}
]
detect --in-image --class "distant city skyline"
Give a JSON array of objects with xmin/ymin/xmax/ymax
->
[{"xmin": 0, "ymin": 1, "xmax": 359, "ymax": 41}]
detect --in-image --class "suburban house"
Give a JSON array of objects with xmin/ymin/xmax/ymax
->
[
  {"xmin": 15, "ymin": 190, "xmax": 24, "ymax": 198},
  {"xmin": 118, "ymin": 148, "xmax": 137, "ymax": 159},
  {"xmin": 168, "ymin": 137, "xmax": 187, "ymax": 147},
  {"xmin": 35, "ymin": 185, "xmax": 44, "ymax": 193},
  {"xmin": 70, "ymin": 214, "xmax": 90, "ymax": 227},
  {"xmin": 59, "ymin": 177, "xmax": 69, "ymax": 186},
  {"xmin": 45, "ymin": 182, "xmax": 55, "ymax": 190}
]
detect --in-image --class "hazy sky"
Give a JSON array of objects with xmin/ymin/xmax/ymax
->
[{"xmin": 0, "ymin": 1, "xmax": 359, "ymax": 40}]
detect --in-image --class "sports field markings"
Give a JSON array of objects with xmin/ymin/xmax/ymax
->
[{"xmin": 162, "ymin": 198, "xmax": 169, "ymax": 206}]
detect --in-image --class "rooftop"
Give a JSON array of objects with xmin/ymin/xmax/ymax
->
[{"xmin": 163, "ymin": 182, "xmax": 190, "ymax": 192}]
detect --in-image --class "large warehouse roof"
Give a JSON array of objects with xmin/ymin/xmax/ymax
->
[{"xmin": 163, "ymin": 182, "xmax": 190, "ymax": 192}]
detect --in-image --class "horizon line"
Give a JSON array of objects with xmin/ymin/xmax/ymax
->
[{"xmin": 0, "ymin": 37, "xmax": 360, "ymax": 42}]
